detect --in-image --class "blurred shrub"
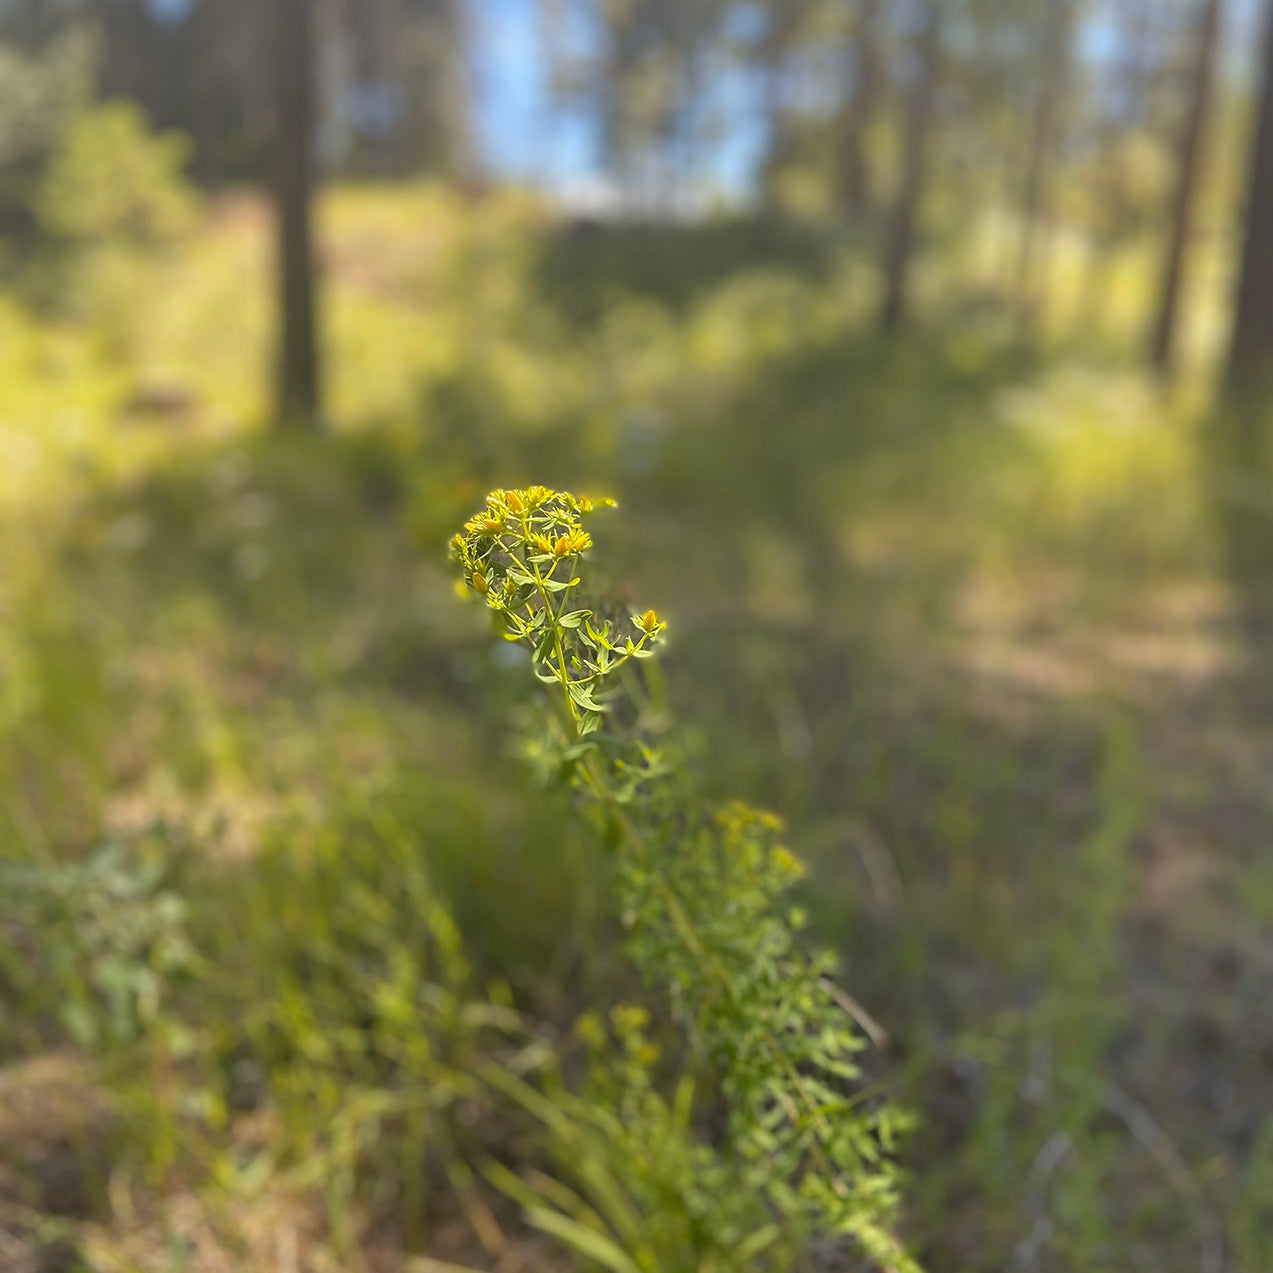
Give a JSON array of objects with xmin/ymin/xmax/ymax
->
[
  {"xmin": 533, "ymin": 214, "xmax": 836, "ymax": 325},
  {"xmin": 35, "ymin": 100, "xmax": 194, "ymax": 247},
  {"xmin": 18, "ymin": 100, "xmax": 197, "ymax": 348},
  {"xmin": 0, "ymin": 838, "xmax": 192, "ymax": 1051},
  {"xmin": 0, "ymin": 25, "xmax": 95, "ymax": 236}
]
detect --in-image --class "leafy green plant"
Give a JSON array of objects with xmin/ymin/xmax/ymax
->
[
  {"xmin": 34, "ymin": 100, "xmax": 194, "ymax": 248},
  {"xmin": 1234, "ymin": 1117, "xmax": 1273, "ymax": 1271},
  {"xmin": 0, "ymin": 837, "xmax": 193, "ymax": 1049},
  {"xmin": 450, "ymin": 487, "xmax": 917, "ymax": 1272}
]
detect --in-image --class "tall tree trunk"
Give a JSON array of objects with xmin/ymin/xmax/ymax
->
[
  {"xmin": 1151, "ymin": 0, "xmax": 1224, "ymax": 379},
  {"xmin": 275, "ymin": 0, "xmax": 321, "ymax": 429},
  {"xmin": 880, "ymin": 0, "xmax": 940, "ymax": 332},
  {"xmin": 1015, "ymin": 0, "xmax": 1075, "ymax": 336},
  {"xmin": 99, "ymin": 0, "xmax": 159, "ymax": 119},
  {"xmin": 1227, "ymin": 0, "xmax": 1273, "ymax": 398},
  {"xmin": 840, "ymin": 0, "xmax": 881, "ymax": 220},
  {"xmin": 760, "ymin": 36, "xmax": 787, "ymax": 213}
]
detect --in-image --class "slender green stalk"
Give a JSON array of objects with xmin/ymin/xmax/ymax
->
[{"xmin": 450, "ymin": 487, "xmax": 918, "ymax": 1273}]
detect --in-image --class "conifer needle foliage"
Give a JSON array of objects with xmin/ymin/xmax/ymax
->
[{"xmin": 451, "ymin": 487, "xmax": 918, "ymax": 1272}]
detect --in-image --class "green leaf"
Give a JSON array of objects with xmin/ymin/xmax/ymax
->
[
  {"xmin": 567, "ymin": 681, "xmax": 606, "ymax": 712},
  {"xmin": 558, "ymin": 609, "xmax": 592, "ymax": 629},
  {"xmin": 735, "ymin": 1225, "xmax": 783, "ymax": 1263},
  {"xmin": 522, "ymin": 1207, "xmax": 643, "ymax": 1273},
  {"xmin": 533, "ymin": 628, "xmax": 556, "ymax": 665}
]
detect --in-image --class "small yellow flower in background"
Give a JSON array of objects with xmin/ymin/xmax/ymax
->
[
  {"xmin": 611, "ymin": 1003, "xmax": 650, "ymax": 1037},
  {"xmin": 504, "ymin": 489, "xmax": 525, "ymax": 512},
  {"xmin": 471, "ymin": 569, "xmax": 488, "ymax": 595},
  {"xmin": 552, "ymin": 535, "xmax": 571, "ymax": 557},
  {"xmin": 478, "ymin": 515, "xmax": 504, "ymax": 535},
  {"xmin": 530, "ymin": 532, "xmax": 553, "ymax": 554},
  {"xmin": 772, "ymin": 846, "xmax": 805, "ymax": 879},
  {"xmin": 636, "ymin": 609, "xmax": 662, "ymax": 635},
  {"xmin": 575, "ymin": 1012, "xmax": 605, "ymax": 1048},
  {"xmin": 523, "ymin": 485, "xmax": 550, "ymax": 508}
]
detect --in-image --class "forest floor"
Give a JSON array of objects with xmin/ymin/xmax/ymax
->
[{"xmin": 1, "ymin": 186, "xmax": 1271, "ymax": 1271}]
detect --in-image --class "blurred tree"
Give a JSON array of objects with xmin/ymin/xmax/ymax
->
[
  {"xmin": 95, "ymin": 0, "xmax": 159, "ymax": 120},
  {"xmin": 0, "ymin": 0, "xmax": 466, "ymax": 189},
  {"xmin": 0, "ymin": 24, "xmax": 94, "ymax": 235},
  {"xmin": 35, "ymin": 100, "xmax": 194, "ymax": 246},
  {"xmin": 1227, "ymin": 0, "xmax": 1273, "ymax": 397},
  {"xmin": 836, "ymin": 0, "xmax": 882, "ymax": 219},
  {"xmin": 331, "ymin": 0, "xmax": 467, "ymax": 179},
  {"xmin": 181, "ymin": 0, "xmax": 273, "ymax": 184},
  {"xmin": 881, "ymin": 0, "xmax": 940, "ymax": 331},
  {"xmin": 1015, "ymin": 0, "xmax": 1077, "ymax": 336},
  {"xmin": 1150, "ymin": 0, "xmax": 1224, "ymax": 379},
  {"xmin": 276, "ymin": 0, "xmax": 322, "ymax": 428},
  {"xmin": 1079, "ymin": 0, "xmax": 1146, "ymax": 319},
  {"xmin": 756, "ymin": 0, "xmax": 808, "ymax": 209},
  {"xmin": 548, "ymin": 0, "xmax": 732, "ymax": 211}
]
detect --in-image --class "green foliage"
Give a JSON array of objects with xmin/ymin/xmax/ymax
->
[
  {"xmin": 485, "ymin": 1009, "xmax": 777, "ymax": 1273},
  {"xmin": 451, "ymin": 487, "xmax": 917, "ymax": 1272},
  {"xmin": 35, "ymin": 100, "xmax": 194, "ymax": 247},
  {"xmin": 1235, "ymin": 1119, "xmax": 1273, "ymax": 1270},
  {"xmin": 0, "ymin": 184, "xmax": 1262, "ymax": 1271},
  {"xmin": 0, "ymin": 25, "xmax": 94, "ymax": 232},
  {"xmin": 0, "ymin": 838, "xmax": 192, "ymax": 1049}
]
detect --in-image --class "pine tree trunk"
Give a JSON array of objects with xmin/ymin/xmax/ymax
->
[
  {"xmin": 275, "ymin": 0, "xmax": 321, "ymax": 429},
  {"xmin": 1151, "ymin": 0, "xmax": 1224, "ymax": 379},
  {"xmin": 840, "ymin": 0, "xmax": 881, "ymax": 220},
  {"xmin": 1015, "ymin": 0, "xmax": 1075, "ymax": 336},
  {"xmin": 880, "ymin": 0, "xmax": 939, "ymax": 332},
  {"xmin": 1227, "ymin": 0, "xmax": 1273, "ymax": 398}
]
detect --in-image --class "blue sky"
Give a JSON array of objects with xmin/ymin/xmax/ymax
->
[
  {"xmin": 468, "ymin": 0, "xmax": 1269, "ymax": 193},
  {"xmin": 468, "ymin": 0, "xmax": 600, "ymax": 187}
]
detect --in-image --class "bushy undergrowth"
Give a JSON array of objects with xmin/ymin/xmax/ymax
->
[
  {"xmin": 450, "ymin": 487, "xmax": 915, "ymax": 1270},
  {"xmin": 1, "ymin": 186, "xmax": 1271, "ymax": 1272}
]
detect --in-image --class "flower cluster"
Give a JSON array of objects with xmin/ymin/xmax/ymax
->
[
  {"xmin": 451, "ymin": 487, "xmax": 666, "ymax": 738},
  {"xmin": 451, "ymin": 486, "xmax": 916, "ymax": 1273}
]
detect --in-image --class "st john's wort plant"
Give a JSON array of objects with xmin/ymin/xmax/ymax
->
[{"xmin": 450, "ymin": 487, "xmax": 918, "ymax": 1272}]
